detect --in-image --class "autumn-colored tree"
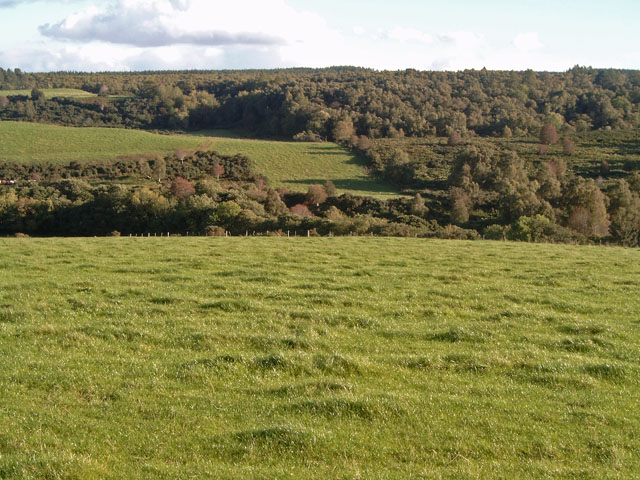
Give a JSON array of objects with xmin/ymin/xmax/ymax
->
[
  {"xmin": 562, "ymin": 138, "xmax": 576, "ymax": 155},
  {"xmin": 306, "ymin": 185, "xmax": 328, "ymax": 206},
  {"xmin": 449, "ymin": 187, "xmax": 471, "ymax": 224},
  {"xmin": 254, "ymin": 177, "xmax": 266, "ymax": 191},
  {"xmin": 502, "ymin": 126, "xmax": 513, "ymax": 138},
  {"xmin": 0, "ymin": 96, "xmax": 10, "ymax": 108},
  {"xmin": 356, "ymin": 135, "xmax": 371, "ymax": 151},
  {"xmin": 211, "ymin": 163, "xmax": 225, "ymax": 180},
  {"xmin": 448, "ymin": 131, "xmax": 463, "ymax": 146},
  {"xmin": 170, "ymin": 177, "xmax": 195, "ymax": 201},
  {"xmin": 565, "ymin": 178, "xmax": 610, "ymax": 237},
  {"xmin": 290, "ymin": 204, "xmax": 313, "ymax": 217},
  {"xmin": 537, "ymin": 144, "xmax": 548, "ymax": 156},
  {"xmin": 205, "ymin": 225, "xmax": 226, "ymax": 237},
  {"xmin": 540, "ymin": 123, "xmax": 559, "ymax": 145}
]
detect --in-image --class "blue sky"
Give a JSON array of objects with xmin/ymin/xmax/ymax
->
[{"xmin": 0, "ymin": 0, "xmax": 638, "ymax": 72}]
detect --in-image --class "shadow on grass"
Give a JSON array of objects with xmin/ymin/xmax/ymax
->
[{"xmin": 283, "ymin": 178, "xmax": 399, "ymax": 195}]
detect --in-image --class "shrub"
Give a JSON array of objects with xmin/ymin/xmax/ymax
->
[
  {"xmin": 290, "ymin": 204, "xmax": 313, "ymax": 217},
  {"xmin": 205, "ymin": 225, "xmax": 226, "ymax": 236}
]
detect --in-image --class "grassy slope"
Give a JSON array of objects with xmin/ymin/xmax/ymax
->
[
  {"xmin": 0, "ymin": 121, "xmax": 214, "ymax": 163},
  {"xmin": 0, "ymin": 88, "xmax": 98, "ymax": 99},
  {"xmin": 197, "ymin": 130, "xmax": 399, "ymax": 198},
  {"xmin": 0, "ymin": 238, "xmax": 638, "ymax": 479},
  {"xmin": 0, "ymin": 122, "xmax": 400, "ymax": 198}
]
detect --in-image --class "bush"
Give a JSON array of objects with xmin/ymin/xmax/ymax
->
[{"xmin": 205, "ymin": 225, "xmax": 226, "ymax": 236}]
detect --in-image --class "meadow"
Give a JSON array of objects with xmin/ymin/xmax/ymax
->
[
  {"xmin": 194, "ymin": 131, "xmax": 400, "ymax": 198},
  {"xmin": 0, "ymin": 237, "xmax": 638, "ymax": 479},
  {"xmin": 0, "ymin": 122, "xmax": 400, "ymax": 198},
  {"xmin": 0, "ymin": 88, "xmax": 98, "ymax": 99},
  {"xmin": 0, "ymin": 122, "xmax": 209, "ymax": 164}
]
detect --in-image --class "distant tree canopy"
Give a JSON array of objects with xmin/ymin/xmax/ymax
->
[{"xmin": 2, "ymin": 66, "xmax": 640, "ymax": 139}]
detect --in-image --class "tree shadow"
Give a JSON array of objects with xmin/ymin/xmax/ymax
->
[{"xmin": 283, "ymin": 178, "xmax": 399, "ymax": 195}]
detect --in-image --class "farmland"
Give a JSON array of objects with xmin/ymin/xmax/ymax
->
[
  {"xmin": 0, "ymin": 88, "xmax": 98, "ymax": 99},
  {"xmin": 0, "ymin": 122, "xmax": 209, "ymax": 164},
  {"xmin": 0, "ymin": 121, "xmax": 400, "ymax": 198},
  {"xmin": 197, "ymin": 131, "xmax": 400, "ymax": 198},
  {"xmin": 0, "ymin": 237, "xmax": 638, "ymax": 479}
]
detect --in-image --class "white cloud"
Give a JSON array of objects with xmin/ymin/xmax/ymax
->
[
  {"xmin": 39, "ymin": 0, "xmax": 287, "ymax": 47},
  {"xmin": 513, "ymin": 32, "xmax": 543, "ymax": 52},
  {"xmin": 383, "ymin": 27, "xmax": 432, "ymax": 44},
  {"xmin": 0, "ymin": 1, "xmax": 608, "ymax": 72}
]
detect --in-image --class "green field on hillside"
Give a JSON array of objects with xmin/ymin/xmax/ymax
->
[
  {"xmin": 0, "ymin": 121, "xmax": 209, "ymax": 164},
  {"xmin": 0, "ymin": 122, "xmax": 400, "ymax": 198},
  {"xmin": 0, "ymin": 88, "xmax": 98, "ymax": 99},
  {"xmin": 197, "ymin": 130, "xmax": 399, "ymax": 198},
  {"xmin": 0, "ymin": 238, "xmax": 638, "ymax": 479}
]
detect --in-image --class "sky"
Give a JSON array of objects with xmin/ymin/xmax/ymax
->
[{"xmin": 0, "ymin": 0, "xmax": 639, "ymax": 72}]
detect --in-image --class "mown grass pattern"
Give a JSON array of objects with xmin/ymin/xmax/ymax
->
[{"xmin": 0, "ymin": 238, "xmax": 639, "ymax": 479}]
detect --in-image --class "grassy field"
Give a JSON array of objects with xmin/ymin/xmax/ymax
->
[
  {"xmin": 195, "ymin": 130, "xmax": 400, "ymax": 198},
  {"xmin": 0, "ymin": 122, "xmax": 400, "ymax": 198},
  {"xmin": 0, "ymin": 88, "xmax": 98, "ymax": 99},
  {"xmin": 0, "ymin": 237, "xmax": 638, "ymax": 479},
  {"xmin": 0, "ymin": 121, "xmax": 213, "ymax": 164}
]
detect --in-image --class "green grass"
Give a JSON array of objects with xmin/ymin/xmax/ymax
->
[
  {"xmin": 195, "ymin": 130, "xmax": 400, "ymax": 198},
  {"xmin": 0, "ymin": 121, "xmax": 211, "ymax": 163},
  {"xmin": 0, "ymin": 122, "xmax": 400, "ymax": 198},
  {"xmin": 0, "ymin": 237, "xmax": 638, "ymax": 479},
  {"xmin": 0, "ymin": 88, "xmax": 98, "ymax": 99}
]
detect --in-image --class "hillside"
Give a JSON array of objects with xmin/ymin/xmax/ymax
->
[
  {"xmin": 0, "ymin": 122, "xmax": 400, "ymax": 198},
  {"xmin": 0, "ymin": 121, "xmax": 209, "ymax": 164},
  {"xmin": 197, "ymin": 131, "xmax": 400, "ymax": 198},
  {"xmin": 1, "ymin": 237, "xmax": 638, "ymax": 479},
  {"xmin": 0, "ymin": 88, "xmax": 97, "ymax": 99}
]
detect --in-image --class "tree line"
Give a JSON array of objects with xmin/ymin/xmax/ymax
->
[{"xmin": 1, "ymin": 66, "xmax": 640, "ymax": 138}]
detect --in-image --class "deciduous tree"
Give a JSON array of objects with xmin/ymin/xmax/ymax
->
[{"xmin": 540, "ymin": 123, "xmax": 559, "ymax": 145}]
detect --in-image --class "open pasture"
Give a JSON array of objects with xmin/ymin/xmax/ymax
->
[
  {"xmin": 0, "ymin": 237, "xmax": 638, "ymax": 479},
  {"xmin": 0, "ymin": 88, "xmax": 98, "ymax": 99},
  {"xmin": 0, "ymin": 122, "xmax": 400, "ymax": 198},
  {"xmin": 0, "ymin": 121, "xmax": 212, "ymax": 164},
  {"xmin": 197, "ymin": 131, "xmax": 400, "ymax": 198}
]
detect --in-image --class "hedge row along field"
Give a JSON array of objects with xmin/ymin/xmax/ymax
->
[{"xmin": 0, "ymin": 237, "xmax": 638, "ymax": 479}]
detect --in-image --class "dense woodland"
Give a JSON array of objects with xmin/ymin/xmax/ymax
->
[
  {"xmin": 2, "ymin": 66, "xmax": 640, "ymax": 136},
  {"xmin": 1, "ymin": 67, "xmax": 640, "ymax": 244}
]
